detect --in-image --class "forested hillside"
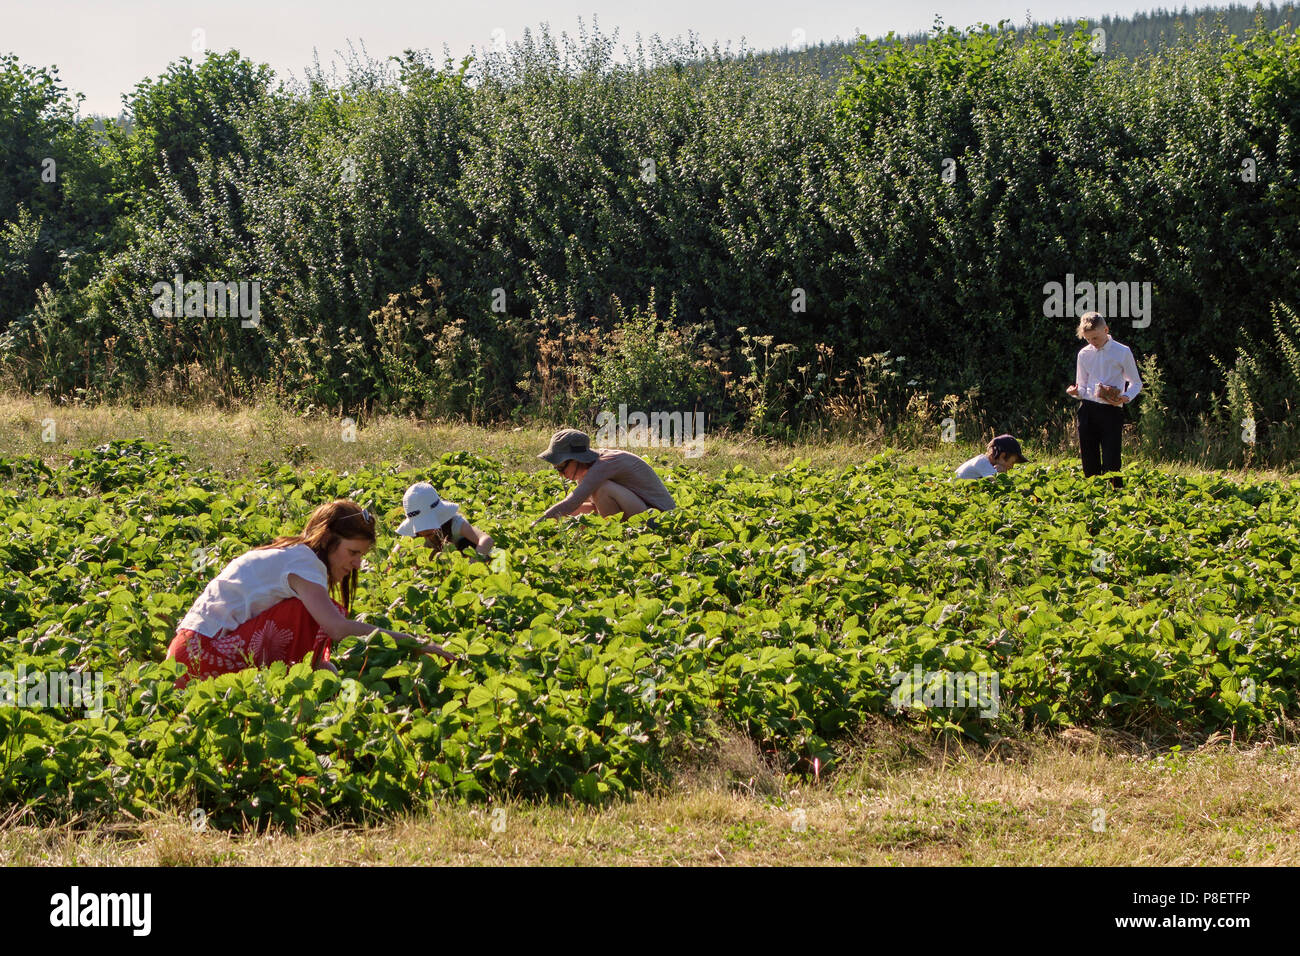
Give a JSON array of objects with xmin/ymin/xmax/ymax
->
[{"xmin": 758, "ymin": 2, "xmax": 1300, "ymax": 76}]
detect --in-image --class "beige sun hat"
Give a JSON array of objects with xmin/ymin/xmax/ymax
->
[{"xmin": 538, "ymin": 428, "xmax": 600, "ymax": 466}]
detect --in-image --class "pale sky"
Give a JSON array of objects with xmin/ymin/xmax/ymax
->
[{"xmin": 4, "ymin": 0, "xmax": 1192, "ymax": 116}]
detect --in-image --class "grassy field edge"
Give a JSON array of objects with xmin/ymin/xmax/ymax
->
[
  {"xmin": 3, "ymin": 725, "xmax": 1297, "ymax": 866},
  {"xmin": 3, "ymin": 393, "xmax": 1297, "ymax": 481}
]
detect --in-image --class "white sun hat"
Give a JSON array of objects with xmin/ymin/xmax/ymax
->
[{"xmin": 396, "ymin": 482, "xmax": 460, "ymax": 536}]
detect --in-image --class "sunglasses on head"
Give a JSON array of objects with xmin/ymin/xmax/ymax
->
[{"xmin": 343, "ymin": 506, "xmax": 373, "ymax": 526}]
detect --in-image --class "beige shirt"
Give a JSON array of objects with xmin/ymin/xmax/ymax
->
[{"xmin": 547, "ymin": 449, "xmax": 676, "ymax": 516}]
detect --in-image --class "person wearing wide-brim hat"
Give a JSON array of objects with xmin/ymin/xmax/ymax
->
[
  {"xmin": 396, "ymin": 482, "xmax": 494, "ymax": 557},
  {"xmin": 535, "ymin": 428, "xmax": 675, "ymax": 522}
]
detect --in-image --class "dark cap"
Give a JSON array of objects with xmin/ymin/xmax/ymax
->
[
  {"xmin": 990, "ymin": 434, "xmax": 1029, "ymax": 463},
  {"xmin": 538, "ymin": 428, "xmax": 600, "ymax": 466}
]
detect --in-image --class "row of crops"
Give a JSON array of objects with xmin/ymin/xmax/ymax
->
[{"xmin": 2, "ymin": 440, "xmax": 1298, "ymax": 827}]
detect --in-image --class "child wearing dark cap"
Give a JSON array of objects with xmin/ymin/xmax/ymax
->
[{"xmin": 955, "ymin": 435, "xmax": 1030, "ymax": 479}]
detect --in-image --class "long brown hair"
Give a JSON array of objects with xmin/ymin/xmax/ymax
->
[{"xmin": 255, "ymin": 499, "xmax": 377, "ymax": 613}]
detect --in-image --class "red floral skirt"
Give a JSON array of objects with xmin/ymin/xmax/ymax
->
[{"xmin": 166, "ymin": 597, "xmax": 342, "ymax": 688}]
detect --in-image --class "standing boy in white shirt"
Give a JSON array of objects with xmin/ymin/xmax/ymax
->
[{"xmin": 1065, "ymin": 311, "xmax": 1142, "ymax": 489}]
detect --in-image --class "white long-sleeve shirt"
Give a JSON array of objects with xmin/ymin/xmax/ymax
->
[{"xmin": 1075, "ymin": 336, "xmax": 1143, "ymax": 403}]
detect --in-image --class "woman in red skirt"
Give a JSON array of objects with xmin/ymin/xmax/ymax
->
[{"xmin": 167, "ymin": 499, "xmax": 455, "ymax": 688}]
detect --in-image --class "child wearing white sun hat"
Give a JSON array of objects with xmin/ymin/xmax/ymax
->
[{"xmin": 396, "ymin": 482, "xmax": 494, "ymax": 557}]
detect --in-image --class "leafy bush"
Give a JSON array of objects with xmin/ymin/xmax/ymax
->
[
  {"xmin": 0, "ymin": 54, "xmax": 120, "ymax": 344},
  {"xmin": 369, "ymin": 276, "xmax": 530, "ymax": 422},
  {"xmin": 1136, "ymin": 353, "xmax": 1174, "ymax": 459},
  {"xmin": 586, "ymin": 291, "xmax": 721, "ymax": 419},
  {"xmin": 2, "ymin": 21, "xmax": 1300, "ymax": 452}
]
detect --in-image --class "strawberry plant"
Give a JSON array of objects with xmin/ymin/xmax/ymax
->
[{"xmin": 2, "ymin": 439, "xmax": 1298, "ymax": 829}]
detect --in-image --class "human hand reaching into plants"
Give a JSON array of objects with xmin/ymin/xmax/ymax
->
[
  {"xmin": 390, "ymin": 631, "xmax": 462, "ymax": 663},
  {"xmin": 420, "ymin": 641, "xmax": 461, "ymax": 663}
]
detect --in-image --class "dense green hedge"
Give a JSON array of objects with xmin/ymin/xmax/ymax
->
[{"xmin": 1, "ymin": 22, "xmax": 1298, "ymax": 443}]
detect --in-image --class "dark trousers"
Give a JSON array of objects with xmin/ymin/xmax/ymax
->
[{"xmin": 1077, "ymin": 400, "xmax": 1125, "ymax": 488}]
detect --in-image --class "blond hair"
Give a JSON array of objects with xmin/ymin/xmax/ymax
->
[{"xmin": 1076, "ymin": 311, "xmax": 1107, "ymax": 339}]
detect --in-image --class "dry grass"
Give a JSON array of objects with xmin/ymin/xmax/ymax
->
[
  {"xmin": 3, "ymin": 729, "xmax": 1297, "ymax": 866},
  {"xmin": 4, "ymin": 393, "xmax": 1295, "ymax": 482},
  {"xmin": 0, "ymin": 393, "xmax": 941, "ymax": 476}
]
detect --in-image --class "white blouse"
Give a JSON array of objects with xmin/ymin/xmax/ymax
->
[{"xmin": 178, "ymin": 543, "xmax": 330, "ymax": 637}]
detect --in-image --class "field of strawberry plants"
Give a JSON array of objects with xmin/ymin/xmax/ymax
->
[{"xmin": 3, "ymin": 439, "xmax": 1299, "ymax": 829}]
